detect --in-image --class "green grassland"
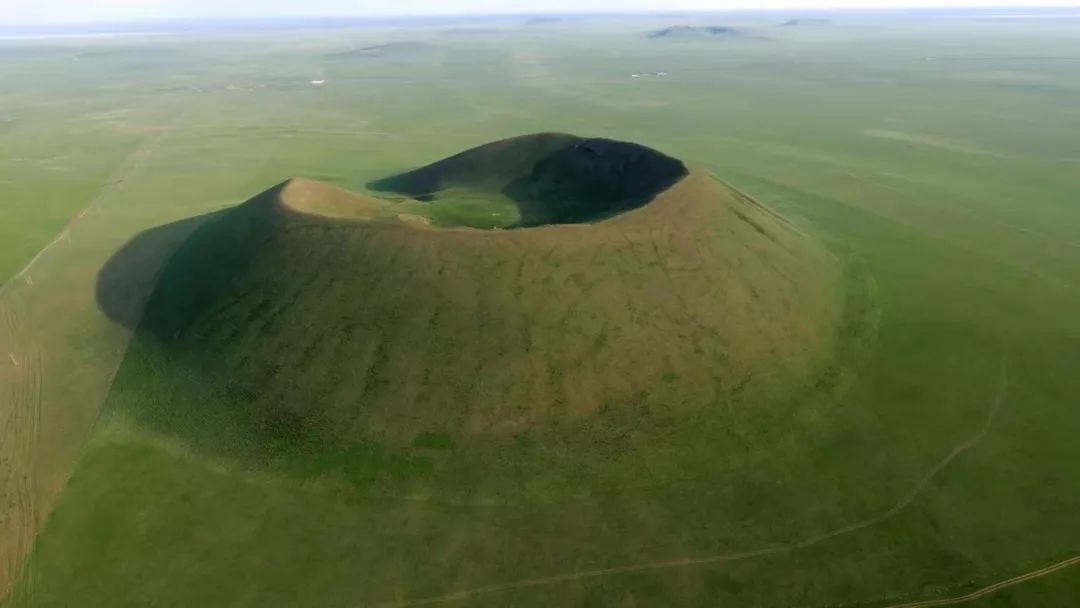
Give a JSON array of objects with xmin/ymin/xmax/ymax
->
[{"xmin": 2, "ymin": 11, "xmax": 1080, "ymax": 608}]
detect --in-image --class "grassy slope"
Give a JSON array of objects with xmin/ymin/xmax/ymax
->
[{"xmin": 3, "ymin": 15, "xmax": 1080, "ymax": 608}]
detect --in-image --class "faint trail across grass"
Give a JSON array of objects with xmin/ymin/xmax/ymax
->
[
  {"xmin": 0, "ymin": 122, "xmax": 178, "ymax": 598},
  {"xmin": 371, "ymin": 356, "xmax": 1010, "ymax": 607},
  {"xmin": 879, "ymin": 554, "xmax": 1080, "ymax": 608},
  {"xmin": 0, "ymin": 128, "xmax": 172, "ymax": 297}
]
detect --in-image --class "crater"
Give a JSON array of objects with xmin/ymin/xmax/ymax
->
[{"xmin": 367, "ymin": 133, "xmax": 689, "ymax": 228}]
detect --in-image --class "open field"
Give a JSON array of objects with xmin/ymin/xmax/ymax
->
[{"xmin": 2, "ymin": 10, "xmax": 1080, "ymax": 607}]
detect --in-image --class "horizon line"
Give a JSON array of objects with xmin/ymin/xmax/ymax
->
[{"xmin": 2, "ymin": 4, "xmax": 1078, "ymax": 32}]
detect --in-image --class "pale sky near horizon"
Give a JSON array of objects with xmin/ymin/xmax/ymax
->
[{"xmin": 2, "ymin": 0, "xmax": 1079, "ymax": 25}]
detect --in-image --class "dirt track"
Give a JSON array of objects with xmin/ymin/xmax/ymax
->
[
  {"xmin": 880, "ymin": 554, "xmax": 1080, "ymax": 608},
  {"xmin": 371, "ymin": 356, "xmax": 1011, "ymax": 607},
  {"xmin": 0, "ymin": 127, "xmax": 174, "ymax": 598}
]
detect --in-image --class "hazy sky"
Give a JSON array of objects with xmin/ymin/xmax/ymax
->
[{"xmin": 3, "ymin": 0, "xmax": 1079, "ymax": 25}]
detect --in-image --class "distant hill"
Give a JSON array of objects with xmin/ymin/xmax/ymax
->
[
  {"xmin": 441, "ymin": 27, "xmax": 505, "ymax": 36},
  {"xmin": 779, "ymin": 18, "xmax": 833, "ymax": 27},
  {"xmin": 524, "ymin": 16, "xmax": 563, "ymax": 25},
  {"xmin": 329, "ymin": 41, "xmax": 439, "ymax": 59},
  {"xmin": 649, "ymin": 25, "xmax": 744, "ymax": 38}
]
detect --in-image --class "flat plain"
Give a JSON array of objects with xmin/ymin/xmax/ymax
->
[{"xmin": 1, "ymin": 10, "xmax": 1079, "ymax": 607}]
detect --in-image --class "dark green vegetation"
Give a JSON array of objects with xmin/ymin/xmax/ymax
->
[{"xmin": 2, "ymin": 11, "xmax": 1080, "ymax": 608}]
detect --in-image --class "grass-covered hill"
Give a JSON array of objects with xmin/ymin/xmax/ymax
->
[
  {"xmin": 103, "ymin": 133, "xmax": 840, "ymax": 469},
  {"xmin": 6, "ymin": 20, "xmax": 1080, "ymax": 607}
]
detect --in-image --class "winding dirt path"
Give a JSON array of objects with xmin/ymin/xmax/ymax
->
[
  {"xmin": 880, "ymin": 554, "xmax": 1080, "ymax": 608},
  {"xmin": 371, "ymin": 356, "xmax": 1010, "ymax": 607}
]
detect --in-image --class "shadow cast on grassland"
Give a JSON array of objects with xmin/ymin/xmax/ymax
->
[
  {"xmin": 95, "ymin": 211, "xmax": 224, "ymax": 330},
  {"xmin": 92, "ymin": 204, "xmax": 440, "ymax": 487}
]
